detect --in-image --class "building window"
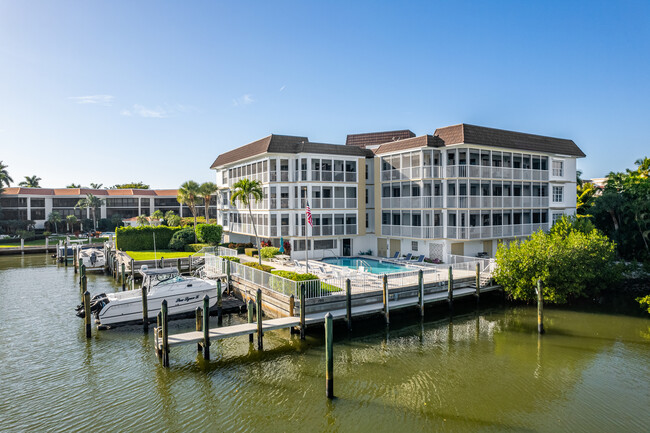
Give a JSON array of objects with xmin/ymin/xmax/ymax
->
[
  {"xmin": 552, "ymin": 212, "xmax": 564, "ymax": 223},
  {"xmin": 411, "ymin": 241, "xmax": 418, "ymax": 251},
  {"xmin": 552, "ymin": 186, "xmax": 563, "ymax": 203},
  {"xmin": 552, "ymin": 160, "xmax": 564, "ymax": 177}
]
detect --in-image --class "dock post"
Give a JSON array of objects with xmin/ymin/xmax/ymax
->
[
  {"xmin": 418, "ymin": 269, "xmax": 424, "ymax": 317},
  {"xmin": 537, "ymin": 279, "xmax": 544, "ymax": 334},
  {"xmin": 142, "ymin": 282, "xmax": 149, "ymax": 333},
  {"xmin": 256, "ymin": 289, "xmax": 263, "ymax": 350},
  {"xmin": 345, "ymin": 279, "xmax": 352, "ymax": 331},
  {"xmin": 21, "ymin": 238, "xmax": 24, "ymax": 251},
  {"xmin": 448, "ymin": 266, "xmax": 454, "ymax": 316},
  {"xmin": 382, "ymin": 274, "xmax": 389, "ymax": 325},
  {"xmin": 80, "ymin": 264, "xmax": 85, "ymax": 289},
  {"xmin": 64, "ymin": 240, "xmax": 68, "ymax": 266},
  {"xmin": 289, "ymin": 294, "xmax": 295, "ymax": 318},
  {"xmin": 475, "ymin": 263, "xmax": 481, "ymax": 304},
  {"xmin": 156, "ymin": 312, "xmax": 162, "ymax": 357},
  {"xmin": 121, "ymin": 262, "xmax": 126, "ymax": 291},
  {"xmin": 161, "ymin": 300, "xmax": 169, "ymax": 367},
  {"xmin": 247, "ymin": 299, "xmax": 254, "ymax": 343},
  {"xmin": 81, "ymin": 275, "xmax": 87, "ymax": 302},
  {"xmin": 217, "ymin": 280, "xmax": 223, "ymax": 326},
  {"xmin": 83, "ymin": 290, "xmax": 91, "ymax": 338},
  {"xmin": 177, "ymin": 258, "xmax": 181, "ymax": 273},
  {"xmin": 74, "ymin": 247, "xmax": 78, "ymax": 274},
  {"xmin": 195, "ymin": 307, "xmax": 203, "ymax": 352},
  {"xmin": 131, "ymin": 259, "xmax": 135, "ymax": 281},
  {"xmin": 325, "ymin": 312, "xmax": 334, "ymax": 399},
  {"xmin": 45, "ymin": 237, "xmax": 49, "ymax": 253},
  {"xmin": 202, "ymin": 295, "xmax": 210, "ymax": 360},
  {"xmin": 300, "ymin": 283, "xmax": 306, "ymax": 340}
]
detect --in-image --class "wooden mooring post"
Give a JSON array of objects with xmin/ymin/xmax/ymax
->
[
  {"xmin": 475, "ymin": 263, "xmax": 481, "ymax": 304},
  {"xmin": 195, "ymin": 307, "xmax": 203, "ymax": 352},
  {"xmin": 448, "ymin": 266, "xmax": 454, "ymax": 316},
  {"xmin": 325, "ymin": 312, "xmax": 334, "ymax": 399},
  {"xmin": 247, "ymin": 299, "xmax": 254, "ymax": 343},
  {"xmin": 256, "ymin": 289, "xmax": 263, "ymax": 350},
  {"xmin": 300, "ymin": 283, "xmax": 306, "ymax": 340},
  {"xmin": 156, "ymin": 312, "xmax": 162, "ymax": 357},
  {"xmin": 83, "ymin": 290, "xmax": 91, "ymax": 338},
  {"xmin": 202, "ymin": 295, "xmax": 210, "ymax": 360},
  {"xmin": 79, "ymin": 264, "xmax": 85, "ymax": 289},
  {"xmin": 382, "ymin": 274, "xmax": 389, "ymax": 325},
  {"xmin": 161, "ymin": 300, "xmax": 169, "ymax": 367},
  {"xmin": 289, "ymin": 295, "xmax": 295, "ymax": 318},
  {"xmin": 64, "ymin": 240, "xmax": 68, "ymax": 266},
  {"xmin": 121, "ymin": 262, "xmax": 126, "ymax": 291},
  {"xmin": 217, "ymin": 280, "xmax": 223, "ymax": 326},
  {"xmin": 345, "ymin": 278, "xmax": 352, "ymax": 331},
  {"xmin": 81, "ymin": 275, "xmax": 87, "ymax": 302},
  {"xmin": 142, "ymin": 281, "xmax": 149, "ymax": 333},
  {"xmin": 131, "ymin": 258, "xmax": 135, "ymax": 281},
  {"xmin": 418, "ymin": 269, "xmax": 424, "ymax": 317},
  {"xmin": 177, "ymin": 258, "xmax": 181, "ymax": 273},
  {"xmin": 537, "ymin": 279, "xmax": 545, "ymax": 334},
  {"xmin": 74, "ymin": 247, "xmax": 78, "ymax": 274}
]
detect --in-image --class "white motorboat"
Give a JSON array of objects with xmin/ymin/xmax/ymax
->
[
  {"xmin": 77, "ymin": 266, "xmax": 225, "ymax": 327},
  {"xmin": 78, "ymin": 247, "xmax": 105, "ymax": 271}
]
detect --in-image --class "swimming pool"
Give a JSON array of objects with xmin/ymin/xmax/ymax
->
[{"xmin": 319, "ymin": 257, "xmax": 409, "ymax": 274}]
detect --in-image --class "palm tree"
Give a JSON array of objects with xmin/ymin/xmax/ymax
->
[
  {"xmin": 47, "ymin": 211, "xmax": 62, "ymax": 234},
  {"xmin": 200, "ymin": 182, "xmax": 218, "ymax": 223},
  {"xmin": 634, "ymin": 157, "xmax": 650, "ymax": 177},
  {"xmin": 90, "ymin": 183, "xmax": 103, "ymax": 189},
  {"xmin": 177, "ymin": 180, "xmax": 201, "ymax": 241},
  {"xmin": 66, "ymin": 215, "xmax": 78, "ymax": 233},
  {"xmin": 576, "ymin": 182, "xmax": 597, "ymax": 217},
  {"xmin": 164, "ymin": 210, "xmax": 179, "ymax": 226},
  {"xmin": 67, "ymin": 183, "xmax": 81, "ymax": 188},
  {"xmin": 231, "ymin": 179, "xmax": 263, "ymax": 265},
  {"xmin": 150, "ymin": 210, "xmax": 163, "ymax": 225},
  {"xmin": 75, "ymin": 194, "xmax": 105, "ymax": 230},
  {"xmin": 18, "ymin": 175, "xmax": 42, "ymax": 188},
  {"xmin": 136, "ymin": 214, "xmax": 149, "ymax": 226},
  {"xmin": 0, "ymin": 160, "xmax": 13, "ymax": 189}
]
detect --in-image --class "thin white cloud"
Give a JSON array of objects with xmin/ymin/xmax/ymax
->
[
  {"xmin": 68, "ymin": 95, "xmax": 114, "ymax": 106},
  {"xmin": 120, "ymin": 103, "xmax": 195, "ymax": 118},
  {"xmin": 279, "ymin": 85, "xmax": 286, "ymax": 92},
  {"xmin": 233, "ymin": 94, "xmax": 254, "ymax": 106}
]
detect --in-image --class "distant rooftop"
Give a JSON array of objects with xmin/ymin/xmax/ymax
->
[
  {"xmin": 345, "ymin": 130, "xmax": 415, "ymax": 148},
  {"xmin": 2, "ymin": 187, "xmax": 179, "ymax": 196}
]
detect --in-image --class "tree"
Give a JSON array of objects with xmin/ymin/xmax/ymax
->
[
  {"xmin": 576, "ymin": 181, "xmax": 597, "ymax": 217},
  {"xmin": 90, "ymin": 183, "xmax": 103, "ymax": 189},
  {"xmin": 136, "ymin": 214, "xmax": 149, "ymax": 226},
  {"xmin": 165, "ymin": 210, "xmax": 181, "ymax": 227},
  {"xmin": 177, "ymin": 180, "xmax": 201, "ymax": 242},
  {"xmin": 231, "ymin": 178, "xmax": 263, "ymax": 265},
  {"xmin": 150, "ymin": 210, "xmax": 163, "ymax": 225},
  {"xmin": 75, "ymin": 194, "xmax": 104, "ymax": 230},
  {"xmin": 66, "ymin": 215, "xmax": 78, "ymax": 233},
  {"xmin": 200, "ymin": 182, "xmax": 218, "ymax": 222},
  {"xmin": 47, "ymin": 211, "xmax": 62, "ymax": 234},
  {"xmin": 18, "ymin": 175, "xmax": 41, "ymax": 188},
  {"xmin": 494, "ymin": 216, "xmax": 619, "ymax": 304},
  {"xmin": 66, "ymin": 183, "xmax": 81, "ymax": 188},
  {"xmin": 0, "ymin": 161, "xmax": 13, "ymax": 189},
  {"xmin": 111, "ymin": 182, "xmax": 150, "ymax": 189}
]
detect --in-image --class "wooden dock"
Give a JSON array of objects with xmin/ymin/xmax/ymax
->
[{"xmin": 154, "ymin": 284, "xmax": 499, "ymax": 352}]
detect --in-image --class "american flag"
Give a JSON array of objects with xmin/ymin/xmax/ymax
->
[{"xmin": 306, "ymin": 201, "xmax": 313, "ymax": 227}]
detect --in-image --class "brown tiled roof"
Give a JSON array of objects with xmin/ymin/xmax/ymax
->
[
  {"xmin": 374, "ymin": 135, "xmax": 442, "ymax": 155},
  {"xmin": 345, "ymin": 130, "xmax": 415, "ymax": 148},
  {"xmin": 3, "ymin": 187, "xmax": 54, "ymax": 195},
  {"xmin": 434, "ymin": 124, "xmax": 585, "ymax": 157},
  {"xmin": 210, "ymin": 134, "xmax": 371, "ymax": 168},
  {"xmin": 2, "ymin": 187, "xmax": 178, "ymax": 196}
]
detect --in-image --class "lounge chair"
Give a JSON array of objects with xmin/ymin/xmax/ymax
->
[
  {"xmin": 293, "ymin": 260, "xmax": 304, "ymax": 270},
  {"xmin": 398, "ymin": 253, "xmax": 412, "ymax": 261},
  {"xmin": 389, "ymin": 251, "xmax": 400, "ymax": 259},
  {"xmin": 414, "ymin": 254, "xmax": 425, "ymax": 263}
]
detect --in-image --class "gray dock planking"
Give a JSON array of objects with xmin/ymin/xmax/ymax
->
[{"xmin": 155, "ymin": 284, "xmax": 499, "ymax": 350}]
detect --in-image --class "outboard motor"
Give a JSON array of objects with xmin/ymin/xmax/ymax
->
[{"xmin": 75, "ymin": 293, "xmax": 109, "ymax": 318}]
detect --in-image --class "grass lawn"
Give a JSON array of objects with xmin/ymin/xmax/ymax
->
[
  {"xmin": 0, "ymin": 237, "xmax": 108, "ymax": 248},
  {"xmin": 125, "ymin": 250, "xmax": 196, "ymax": 261}
]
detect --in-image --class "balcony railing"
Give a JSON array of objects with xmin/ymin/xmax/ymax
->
[
  {"xmin": 446, "ymin": 223, "xmax": 549, "ymax": 239},
  {"xmin": 444, "ymin": 165, "xmax": 550, "ymax": 180},
  {"xmin": 381, "ymin": 225, "xmax": 444, "ymax": 238}
]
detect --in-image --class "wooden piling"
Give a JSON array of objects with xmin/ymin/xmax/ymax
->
[
  {"xmin": 226, "ymin": 260, "xmax": 232, "ymax": 292},
  {"xmin": 161, "ymin": 300, "xmax": 169, "ymax": 367},
  {"xmin": 418, "ymin": 269, "xmax": 424, "ymax": 317},
  {"xmin": 256, "ymin": 289, "xmax": 263, "ymax": 350},
  {"xmin": 447, "ymin": 266, "xmax": 454, "ymax": 315},
  {"xmin": 195, "ymin": 307, "xmax": 203, "ymax": 352},
  {"xmin": 300, "ymin": 283, "xmax": 306, "ymax": 340},
  {"xmin": 289, "ymin": 294, "xmax": 295, "ymax": 318},
  {"xmin": 177, "ymin": 258, "xmax": 181, "ymax": 273},
  {"xmin": 156, "ymin": 312, "xmax": 162, "ymax": 358},
  {"xmin": 81, "ymin": 275, "xmax": 87, "ymax": 302},
  {"xmin": 475, "ymin": 263, "xmax": 481, "ymax": 303},
  {"xmin": 64, "ymin": 240, "xmax": 68, "ymax": 266},
  {"xmin": 142, "ymin": 281, "xmax": 149, "ymax": 333},
  {"xmin": 83, "ymin": 290, "xmax": 91, "ymax": 338},
  {"xmin": 537, "ymin": 279, "xmax": 544, "ymax": 334},
  {"xmin": 382, "ymin": 274, "xmax": 389, "ymax": 325},
  {"xmin": 74, "ymin": 247, "xmax": 78, "ymax": 274},
  {"xmin": 247, "ymin": 299, "xmax": 254, "ymax": 343},
  {"xmin": 189, "ymin": 256, "xmax": 192, "ymax": 274},
  {"xmin": 325, "ymin": 312, "xmax": 334, "ymax": 399},
  {"xmin": 131, "ymin": 259, "xmax": 135, "ymax": 281},
  {"xmin": 202, "ymin": 295, "xmax": 210, "ymax": 360},
  {"xmin": 217, "ymin": 280, "xmax": 223, "ymax": 326},
  {"xmin": 121, "ymin": 262, "xmax": 126, "ymax": 291},
  {"xmin": 345, "ymin": 278, "xmax": 352, "ymax": 331}
]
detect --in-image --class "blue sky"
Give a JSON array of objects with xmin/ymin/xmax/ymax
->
[{"xmin": 1, "ymin": 1, "xmax": 649, "ymax": 188}]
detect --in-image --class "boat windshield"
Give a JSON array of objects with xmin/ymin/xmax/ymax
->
[{"xmin": 150, "ymin": 272, "xmax": 182, "ymax": 286}]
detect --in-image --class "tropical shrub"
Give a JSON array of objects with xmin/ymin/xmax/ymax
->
[
  {"xmin": 637, "ymin": 295, "xmax": 650, "ymax": 314},
  {"xmin": 185, "ymin": 243, "xmax": 211, "ymax": 252},
  {"xmin": 115, "ymin": 225, "xmax": 182, "ymax": 251},
  {"xmin": 260, "ymin": 246, "xmax": 280, "ymax": 259},
  {"xmin": 494, "ymin": 216, "xmax": 620, "ymax": 304},
  {"xmin": 195, "ymin": 223, "xmax": 222, "ymax": 245},
  {"xmin": 241, "ymin": 261, "xmax": 274, "ymax": 272},
  {"xmin": 219, "ymin": 256, "xmax": 240, "ymax": 263},
  {"xmin": 283, "ymin": 241, "xmax": 292, "ymax": 255},
  {"xmin": 168, "ymin": 227, "xmax": 196, "ymax": 251}
]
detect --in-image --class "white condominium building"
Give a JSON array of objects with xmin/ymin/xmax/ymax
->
[{"xmin": 211, "ymin": 123, "xmax": 584, "ymax": 260}]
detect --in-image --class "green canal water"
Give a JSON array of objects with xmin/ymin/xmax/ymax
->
[{"xmin": 1, "ymin": 254, "xmax": 649, "ymax": 432}]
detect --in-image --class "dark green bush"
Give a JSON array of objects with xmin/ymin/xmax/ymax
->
[
  {"xmin": 241, "ymin": 261, "xmax": 274, "ymax": 272},
  {"xmin": 115, "ymin": 225, "xmax": 182, "ymax": 251},
  {"xmin": 168, "ymin": 227, "xmax": 196, "ymax": 251},
  {"xmin": 219, "ymin": 256, "xmax": 240, "ymax": 263},
  {"xmin": 196, "ymin": 223, "xmax": 222, "ymax": 245}
]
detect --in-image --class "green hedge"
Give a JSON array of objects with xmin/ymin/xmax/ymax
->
[
  {"xmin": 115, "ymin": 226, "xmax": 182, "ymax": 251},
  {"xmin": 196, "ymin": 224, "xmax": 222, "ymax": 245},
  {"xmin": 169, "ymin": 227, "xmax": 195, "ymax": 251},
  {"xmin": 260, "ymin": 246, "xmax": 280, "ymax": 259},
  {"xmin": 219, "ymin": 256, "xmax": 240, "ymax": 263},
  {"xmin": 271, "ymin": 270, "xmax": 319, "ymax": 281},
  {"xmin": 241, "ymin": 262, "xmax": 274, "ymax": 272},
  {"xmin": 186, "ymin": 243, "xmax": 211, "ymax": 252}
]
